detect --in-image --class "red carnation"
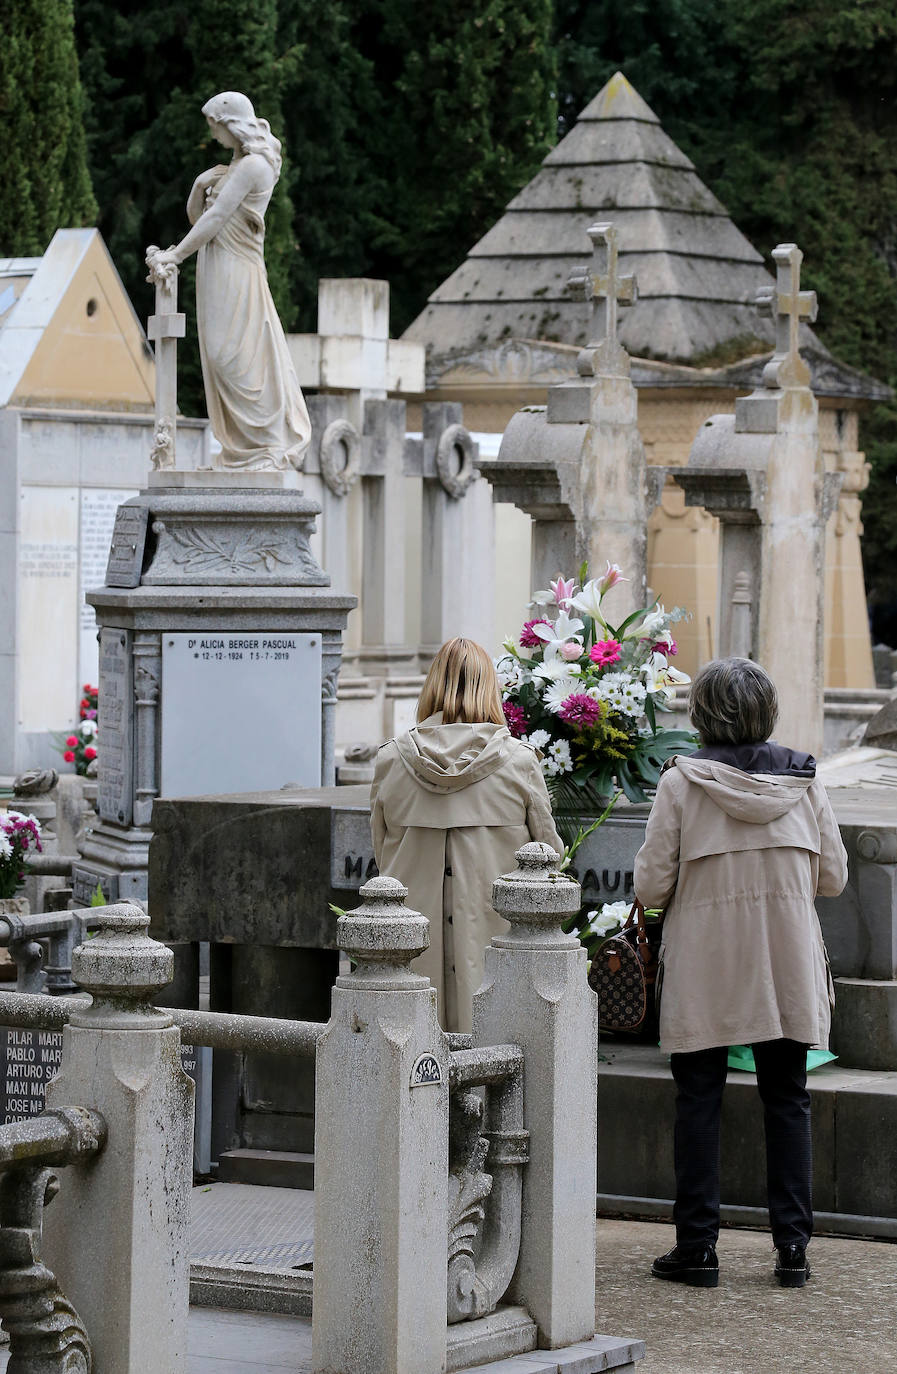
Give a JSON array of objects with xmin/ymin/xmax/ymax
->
[
  {"xmin": 63, "ymin": 751, "xmax": 75, "ymax": 763},
  {"xmin": 65, "ymin": 735, "xmax": 78, "ymax": 747},
  {"xmin": 84, "ymin": 746, "xmax": 97, "ymax": 761}
]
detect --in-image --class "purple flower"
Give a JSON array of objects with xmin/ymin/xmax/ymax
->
[
  {"xmin": 519, "ymin": 618, "xmax": 551, "ymax": 649},
  {"xmin": 558, "ymin": 693, "xmax": 604, "ymax": 729},
  {"xmin": 502, "ymin": 701, "xmax": 528, "ymax": 738}
]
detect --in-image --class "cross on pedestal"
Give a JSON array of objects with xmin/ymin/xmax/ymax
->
[
  {"xmin": 145, "ymin": 248, "xmax": 186, "ymax": 468},
  {"xmin": 756, "ymin": 242, "xmax": 818, "ymax": 389},
  {"xmin": 567, "ymin": 222, "xmax": 638, "ymax": 376}
]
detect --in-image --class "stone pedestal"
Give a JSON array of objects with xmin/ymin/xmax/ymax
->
[
  {"xmin": 43, "ymin": 906, "xmax": 193, "ymax": 1373},
  {"xmin": 474, "ymin": 843, "xmax": 598, "ymax": 1350},
  {"xmin": 74, "ymin": 473, "xmax": 355, "ymax": 904},
  {"xmin": 313, "ymin": 876, "xmax": 449, "ymax": 1374}
]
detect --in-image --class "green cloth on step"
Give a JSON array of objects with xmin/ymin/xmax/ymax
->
[{"xmin": 727, "ymin": 1045, "xmax": 836, "ymax": 1073}]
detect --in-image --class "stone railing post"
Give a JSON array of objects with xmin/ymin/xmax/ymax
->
[
  {"xmin": 473, "ymin": 843, "xmax": 597, "ymax": 1349},
  {"xmin": 313, "ymin": 876, "xmax": 449, "ymax": 1374},
  {"xmin": 41, "ymin": 904, "xmax": 194, "ymax": 1373}
]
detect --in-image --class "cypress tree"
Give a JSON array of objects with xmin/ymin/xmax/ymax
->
[{"xmin": 0, "ymin": 0, "xmax": 96, "ymax": 256}]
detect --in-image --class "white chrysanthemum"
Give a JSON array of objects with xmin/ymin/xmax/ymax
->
[
  {"xmin": 590, "ymin": 672, "xmax": 646, "ymax": 718},
  {"xmin": 0, "ymin": 834, "xmax": 12, "ymax": 860},
  {"xmin": 541, "ymin": 756, "xmax": 560, "ymax": 778},
  {"xmin": 80, "ymin": 719, "xmax": 98, "ymax": 739},
  {"xmin": 547, "ymin": 739, "xmax": 573, "ymax": 772},
  {"xmin": 534, "ymin": 658, "xmax": 581, "ymax": 684},
  {"xmin": 526, "ymin": 728, "xmax": 552, "ymax": 751},
  {"xmin": 543, "ymin": 679, "xmax": 580, "ymax": 714}
]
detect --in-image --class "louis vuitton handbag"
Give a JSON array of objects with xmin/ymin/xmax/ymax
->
[{"xmin": 588, "ymin": 900, "xmax": 663, "ymax": 1038}]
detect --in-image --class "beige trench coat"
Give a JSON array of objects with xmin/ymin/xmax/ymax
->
[
  {"xmin": 370, "ymin": 715, "xmax": 563, "ymax": 1032},
  {"xmin": 633, "ymin": 756, "xmax": 848, "ymax": 1055}
]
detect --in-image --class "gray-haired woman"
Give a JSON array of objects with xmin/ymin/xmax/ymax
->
[{"xmin": 633, "ymin": 657, "xmax": 847, "ymax": 1289}]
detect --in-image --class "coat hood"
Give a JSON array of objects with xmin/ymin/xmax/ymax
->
[
  {"xmin": 674, "ymin": 755, "xmax": 814, "ymax": 824},
  {"xmin": 394, "ymin": 715, "xmax": 514, "ymax": 793}
]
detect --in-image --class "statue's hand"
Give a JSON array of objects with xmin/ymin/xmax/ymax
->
[{"xmin": 145, "ymin": 246, "xmax": 180, "ymax": 287}]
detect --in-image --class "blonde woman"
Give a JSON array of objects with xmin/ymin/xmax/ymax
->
[
  {"xmin": 371, "ymin": 638, "xmax": 563, "ymax": 1033},
  {"xmin": 147, "ymin": 91, "xmax": 310, "ymax": 470}
]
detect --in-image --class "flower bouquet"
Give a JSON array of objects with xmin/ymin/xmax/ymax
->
[
  {"xmin": 0, "ymin": 810, "xmax": 42, "ymax": 900},
  {"xmin": 53, "ymin": 684, "xmax": 99, "ymax": 776},
  {"xmin": 495, "ymin": 563, "xmax": 697, "ymax": 829}
]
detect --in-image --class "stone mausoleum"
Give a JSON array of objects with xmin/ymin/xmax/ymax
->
[{"xmin": 404, "ymin": 72, "xmax": 887, "ymax": 688}]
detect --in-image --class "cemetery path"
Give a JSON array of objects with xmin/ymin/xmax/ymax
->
[
  {"xmin": 0, "ymin": 1216, "xmax": 891, "ymax": 1370},
  {"xmin": 597, "ymin": 1219, "xmax": 897, "ymax": 1373}
]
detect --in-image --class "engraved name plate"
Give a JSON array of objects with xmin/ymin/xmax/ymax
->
[{"xmin": 105, "ymin": 504, "xmax": 150, "ymax": 587}]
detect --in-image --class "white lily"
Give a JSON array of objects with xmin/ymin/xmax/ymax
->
[
  {"xmin": 568, "ymin": 579, "xmax": 604, "ymax": 623},
  {"xmin": 643, "ymin": 651, "xmax": 690, "ymax": 699},
  {"xmin": 531, "ymin": 610, "xmax": 585, "ymax": 659},
  {"xmin": 638, "ymin": 605, "xmax": 668, "ymax": 640}
]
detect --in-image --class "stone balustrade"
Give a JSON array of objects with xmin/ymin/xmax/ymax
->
[{"xmin": 0, "ymin": 848, "xmax": 611, "ymax": 1374}]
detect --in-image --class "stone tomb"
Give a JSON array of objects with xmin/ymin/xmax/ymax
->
[{"xmin": 73, "ymin": 475, "xmax": 356, "ymax": 907}]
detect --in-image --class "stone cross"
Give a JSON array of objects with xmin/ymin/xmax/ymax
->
[
  {"xmin": 567, "ymin": 222, "xmax": 638, "ymax": 376},
  {"xmin": 757, "ymin": 242, "xmax": 818, "ymax": 389},
  {"xmin": 145, "ymin": 250, "xmax": 186, "ymax": 469}
]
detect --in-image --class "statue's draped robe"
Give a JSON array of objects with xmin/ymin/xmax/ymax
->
[{"xmin": 197, "ymin": 174, "xmax": 310, "ymax": 469}]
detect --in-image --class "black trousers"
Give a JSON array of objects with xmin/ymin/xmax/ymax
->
[{"xmin": 670, "ymin": 1039, "xmax": 812, "ymax": 1248}]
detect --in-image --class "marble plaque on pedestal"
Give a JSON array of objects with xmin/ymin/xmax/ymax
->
[
  {"xmin": 161, "ymin": 632, "xmax": 322, "ymax": 797},
  {"xmin": 97, "ymin": 628, "xmax": 135, "ymax": 825}
]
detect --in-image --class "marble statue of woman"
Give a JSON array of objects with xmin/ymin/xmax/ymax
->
[{"xmin": 147, "ymin": 92, "xmax": 311, "ymax": 471}]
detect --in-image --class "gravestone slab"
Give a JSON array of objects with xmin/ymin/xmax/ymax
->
[
  {"xmin": 104, "ymin": 501, "xmax": 150, "ymax": 588},
  {"xmin": 160, "ymin": 632, "xmax": 322, "ymax": 797}
]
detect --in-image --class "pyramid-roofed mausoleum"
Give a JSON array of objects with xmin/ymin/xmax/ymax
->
[{"xmin": 404, "ymin": 73, "xmax": 884, "ymax": 405}]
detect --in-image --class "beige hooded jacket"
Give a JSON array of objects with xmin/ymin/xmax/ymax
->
[
  {"xmin": 370, "ymin": 715, "xmax": 563, "ymax": 1032},
  {"xmin": 633, "ymin": 755, "xmax": 848, "ymax": 1055}
]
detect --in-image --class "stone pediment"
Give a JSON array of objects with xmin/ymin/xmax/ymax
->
[{"xmin": 429, "ymin": 338, "xmax": 890, "ymax": 404}]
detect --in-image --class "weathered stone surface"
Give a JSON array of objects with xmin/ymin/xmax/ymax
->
[
  {"xmin": 42, "ymin": 906, "xmax": 194, "ymax": 1373},
  {"xmin": 312, "ymin": 877, "xmax": 449, "ymax": 1374},
  {"xmin": 864, "ymin": 695, "xmax": 897, "ymax": 751}
]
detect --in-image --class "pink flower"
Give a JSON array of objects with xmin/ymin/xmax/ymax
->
[
  {"xmin": 86, "ymin": 709, "xmax": 97, "ymax": 720},
  {"xmin": 84, "ymin": 746, "xmax": 97, "ymax": 761},
  {"xmin": 502, "ymin": 701, "xmax": 527, "ymax": 738},
  {"xmin": 65, "ymin": 735, "xmax": 78, "ymax": 747},
  {"xmin": 598, "ymin": 562, "xmax": 629, "ymax": 595},
  {"xmin": 550, "ymin": 577, "xmax": 577, "ymax": 610},
  {"xmin": 63, "ymin": 751, "xmax": 75, "ymax": 763},
  {"xmin": 652, "ymin": 637, "xmax": 678, "ymax": 657},
  {"xmin": 559, "ymin": 641, "xmax": 583, "ymax": 662},
  {"xmin": 590, "ymin": 639, "xmax": 622, "ymax": 667},
  {"xmin": 520, "ymin": 618, "xmax": 551, "ymax": 649},
  {"xmin": 559, "ymin": 693, "xmax": 604, "ymax": 729}
]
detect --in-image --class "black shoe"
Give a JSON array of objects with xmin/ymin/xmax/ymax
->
[
  {"xmin": 651, "ymin": 1243, "xmax": 719, "ymax": 1288},
  {"xmin": 775, "ymin": 1243, "xmax": 810, "ymax": 1288}
]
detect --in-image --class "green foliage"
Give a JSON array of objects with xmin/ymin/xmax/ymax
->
[
  {"xmin": 0, "ymin": 0, "xmax": 97, "ymax": 256},
  {"xmin": 89, "ymin": 881, "xmax": 106, "ymax": 907}
]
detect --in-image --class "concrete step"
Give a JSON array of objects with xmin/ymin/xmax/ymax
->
[{"xmin": 597, "ymin": 1041, "xmax": 897, "ymax": 1227}]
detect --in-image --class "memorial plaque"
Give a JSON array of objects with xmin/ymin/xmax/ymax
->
[
  {"xmin": 1, "ymin": 1027, "xmax": 208, "ymax": 1154},
  {"xmin": 331, "ymin": 807, "xmax": 378, "ymax": 890},
  {"xmin": 161, "ymin": 632, "xmax": 322, "ymax": 797},
  {"xmin": 565, "ymin": 814, "xmax": 650, "ymax": 910},
  {"xmin": 97, "ymin": 627, "xmax": 135, "ymax": 825},
  {"xmin": 18, "ymin": 486, "xmax": 79, "ymax": 731},
  {"xmin": 104, "ymin": 502, "xmax": 150, "ymax": 588}
]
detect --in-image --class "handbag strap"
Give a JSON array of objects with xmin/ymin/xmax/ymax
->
[{"xmin": 623, "ymin": 899, "xmax": 650, "ymax": 948}]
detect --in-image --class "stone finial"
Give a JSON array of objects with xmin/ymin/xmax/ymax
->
[
  {"xmin": 490, "ymin": 843, "xmax": 582, "ymax": 947},
  {"xmin": 69, "ymin": 904, "xmax": 174, "ymax": 1030},
  {"xmin": 567, "ymin": 222, "xmax": 637, "ymax": 378},
  {"xmin": 13, "ymin": 769, "xmax": 58, "ymax": 797},
  {"xmin": 756, "ymin": 243, "xmax": 818, "ymax": 390},
  {"xmin": 336, "ymin": 875, "xmax": 431, "ymax": 988}
]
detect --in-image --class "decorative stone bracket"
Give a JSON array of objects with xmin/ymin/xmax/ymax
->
[{"xmin": 0, "ymin": 1106, "xmax": 107, "ymax": 1372}]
